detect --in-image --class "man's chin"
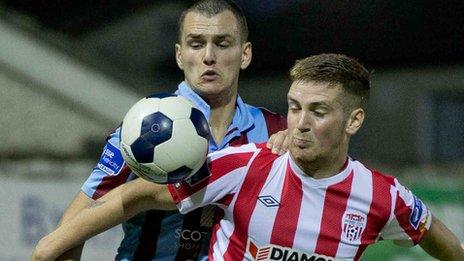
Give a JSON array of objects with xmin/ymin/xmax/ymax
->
[
  {"xmin": 290, "ymin": 146, "xmax": 312, "ymax": 160},
  {"xmin": 196, "ymin": 82, "xmax": 224, "ymax": 92}
]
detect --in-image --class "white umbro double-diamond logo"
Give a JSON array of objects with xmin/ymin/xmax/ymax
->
[{"xmin": 257, "ymin": 195, "xmax": 280, "ymax": 207}]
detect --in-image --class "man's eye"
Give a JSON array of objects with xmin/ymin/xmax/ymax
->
[
  {"xmin": 313, "ymin": 111, "xmax": 325, "ymax": 117},
  {"xmin": 217, "ymin": 42, "xmax": 230, "ymax": 48},
  {"xmin": 189, "ymin": 42, "xmax": 202, "ymax": 48}
]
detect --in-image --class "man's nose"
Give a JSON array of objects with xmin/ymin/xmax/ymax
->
[
  {"xmin": 296, "ymin": 112, "xmax": 311, "ymax": 132},
  {"xmin": 203, "ymin": 44, "xmax": 216, "ymax": 66}
]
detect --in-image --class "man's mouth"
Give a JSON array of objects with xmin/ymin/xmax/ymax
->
[
  {"xmin": 201, "ymin": 70, "xmax": 218, "ymax": 81},
  {"xmin": 292, "ymin": 137, "xmax": 311, "ymax": 148}
]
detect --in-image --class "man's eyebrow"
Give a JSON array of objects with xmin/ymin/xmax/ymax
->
[
  {"xmin": 185, "ymin": 34, "xmax": 235, "ymax": 40},
  {"xmin": 214, "ymin": 34, "xmax": 235, "ymax": 40},
  {"xmin": 287, "ymin": 95, "xmax": 297, "ymax": 103},
  {"xmin": 305, "ymin": 101, "xmax": 333, "ymax": 111},
  {"xmin": 311, "ymin": 101, "xmax": 330, "ymax": 107},
  {"xmin": 287, "ymin": 96, "xmax": 331, "ymax": 108},
  {"xmin": 185, "ymin": 34, "xmax": 204, "ymax": 40},
  {"xmin": 287, "ymin": 93, "xmax": 296, "ymax": 101}
]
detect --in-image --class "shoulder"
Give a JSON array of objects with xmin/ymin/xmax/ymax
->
[
  {"xmin": 246, "ymin": 105, "xmax": 287, "ymax": 133},
  {"xmin": 106, "ymin": 126, "xmax": 122, "ymax": 144},
  {"xmin": 351, "ymin": 159, "xmax": 396, "ymax": 186},
  {"xmin": 353, "ymin": 161, "xmax": 414, "ymax": 206},
  {"xmin": 370, "ymin": 169, "xmax": 396, "ymax": 186},
  {"xmin": 248, "ymin": 105, "xmax": 285, "ymax": 121}
]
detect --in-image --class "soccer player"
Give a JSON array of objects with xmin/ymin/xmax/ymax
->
[
  {"xmin": 52, "ymin": 1, "xmax": 287, "ymax": 260},
  {"xmin": 33, "ymin": 54, "xmax": 464, "ymax": 260}
]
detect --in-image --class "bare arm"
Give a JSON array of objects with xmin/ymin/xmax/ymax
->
[
  {"xmin": 419, "ymin": 215, "xmax": 464, "ymax": 260},
  {"xmin": 31, "ymin": 178, "xmax": 175, "ymax": 261},
  {"xmin": 55, "ymin": 191, "xmax": 94, "ymax": 261}
]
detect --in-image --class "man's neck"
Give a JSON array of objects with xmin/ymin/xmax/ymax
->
[
  {"xmin": 296, "ymin": 150, "xmax": 349, "ymax": 180},
  {"xmin": 207, "ymin": 93, "xmax": 237, "ymax": 146}
]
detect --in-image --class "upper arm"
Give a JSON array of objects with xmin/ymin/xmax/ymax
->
[
  {"xmin": 419, "ymin": 215, "xmax": 464, "ymax": 260},
  {"xmin": 82, "ymin": 128, "xmax": 132, "ymax": 199},
  {"xmin": 380, "ymin": 180, "xmax": 432, "ymax": 246}
]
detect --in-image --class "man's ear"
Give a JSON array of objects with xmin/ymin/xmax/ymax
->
[
  {"xmin": 346, "ymin": 108, "xmax": 365, "ymax": 135},
  {"xmin": 175, "ymin": 43, "xmax": 183, "ymax": 70},
  {"xmin": 240, "ymin": 42, "xmax": 252, "ymax": 70}
]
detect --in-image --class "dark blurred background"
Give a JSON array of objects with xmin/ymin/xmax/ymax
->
[{"xmin": 3, "ymin": 0, "xmax": 464, "ymax": 86}]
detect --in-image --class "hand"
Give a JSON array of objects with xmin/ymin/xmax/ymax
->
[{"xmin": 266, "ymin": 129, "xmax": 289, "ymax": 155}]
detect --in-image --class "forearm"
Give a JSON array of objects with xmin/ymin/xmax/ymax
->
[
  {"xmin": 56, "ymin": 192, "xmax": 93, "ymax": 261},
  {"xmin": 59, "ymin": 192, "xmax": 94, "ymax": 224},
  {"xmin": 419, "ymin": 215, "xmax": 464, "ymax": 260},
  {"xmin": 32, "ymin": 179, "xmax": 175, "ymax": 260},
  {"xmin": 33, "ymin": 189, "xmax": 127, "ymax": 260},
  {"xmin": 56, "ymin": 246, "xmax": 84, "ymax": 261}
]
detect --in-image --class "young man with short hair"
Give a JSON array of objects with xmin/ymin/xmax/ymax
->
[{"xmin": 54, "ymin": 1, "xmax": 286, "ymax": 260}]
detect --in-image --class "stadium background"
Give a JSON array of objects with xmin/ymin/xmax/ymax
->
[{"xmin": 0, "ymin": 0, "xmax": 463, "ymax": 259}]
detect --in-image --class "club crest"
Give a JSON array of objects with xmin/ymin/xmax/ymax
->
[{"xmin": 342, "ymin": 212, "xmax": 366, "ymax": 242}]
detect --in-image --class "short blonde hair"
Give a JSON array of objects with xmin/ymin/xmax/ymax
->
[{"xmin": 290, "ymin": 53, "xmax": 371, "ymax": 109}]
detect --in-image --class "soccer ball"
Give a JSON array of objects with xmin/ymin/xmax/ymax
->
[{"xmin": 120, "ymin": 93, "xmax": 210, "ymax": 184}]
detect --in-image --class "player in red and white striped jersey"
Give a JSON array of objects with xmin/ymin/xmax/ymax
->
[
  {"xmin": 169, "ymin": 143, "xmax": 433, "ymax": 260},
  {"xmin": 32, "ymin": 54, "xmax": 464, "ymax": 261}
]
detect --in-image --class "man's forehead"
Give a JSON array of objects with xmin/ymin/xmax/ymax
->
[
  {"xmin": 288, "ymin": 81, "xmax": 343, "ymax": 104},
  {"xmin": 182, "ymin": 10, "xmax": 239, "ymax": 36},
  {"xmin": 288, "ymin": 93, "xmax": 331, "ymax": 106}
]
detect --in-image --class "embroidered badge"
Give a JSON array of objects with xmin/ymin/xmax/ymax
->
[
  {"xmin": 96, "ymin": 142, "xmax": 124, "ymax": 175},
  {"xmin": 342, "ymin": 212, "xmax": 366, "ymax": 242},
  {"xmin": 410, "ymin": 195, "xmax": 424, "ymax": 230}
]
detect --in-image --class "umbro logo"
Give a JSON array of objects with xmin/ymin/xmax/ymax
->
[{"xmin": 257, "ymin": 195, "xmax": 280, "ymax": 207}]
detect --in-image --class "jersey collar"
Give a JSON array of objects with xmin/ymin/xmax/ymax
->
[
  {"xmin": 176, "ymin": 81, "xmax": 255, "ymax": 147},
  {"xmin": 287, "ymin": 154, "xmax": 353, "ymax": 188}
]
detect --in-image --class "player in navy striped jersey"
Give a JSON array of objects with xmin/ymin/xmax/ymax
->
[
  {"xmin": 33, "ymin": 53, "xmax": 464, "ymax": 260},
  {"xmin": 47, "ymin": 1, "xmax": 287, "ymax": 260}
]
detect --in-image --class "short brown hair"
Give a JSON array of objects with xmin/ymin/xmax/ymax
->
[
  {"xmin": 178, "ymin": 0, "xmax": 249, "ymax": 43},
  {"xmin": 290, "ymin": 53, "xmax": 371, "ymax": 110}
]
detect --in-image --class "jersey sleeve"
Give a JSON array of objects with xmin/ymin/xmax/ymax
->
[
  {"xmin": 81, "ymin": 127, "xmax": 133, "ymax": 200},
  {"xmin": 258, "ymin": 107, "xmax": 287, "ymax": 136},
  {"xmin": 379, "ymin": 178, "xmax": 432, "ymax": 246},
  {"xmin": 167, "ymin": 143, "xmax": 258, "ymax": 214}
]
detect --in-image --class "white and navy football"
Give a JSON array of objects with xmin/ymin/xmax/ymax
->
[{"xmin": 120, "ymin": 93, "xmax": 210, "ymax": 184}]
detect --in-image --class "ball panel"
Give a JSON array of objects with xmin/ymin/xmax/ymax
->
[
  {"xmin": 153, "ymin": 119, "xmax": 208, "ymax": 172},
  {"xmin": 121, "ymin": 98, "xmax": 160, "ymax": 145},
  {"xmin": 158, "ymin": 96, "xmax": 195, "ymax": 120},
  {"xmin": 120, "ymin": 141, "xmax": 137, "ymax": 166},
  {"xmin": 130, "ymin": 137, "xmax": 155, "ymax": 163},
  {"xmin": 130, "ymin": 111, "xmax": 173, "ymax": 163},
  {"xmin": 120, "ymin": 141, "xmax": 168, "ymax": 183},
  {"xmin": 139, "ymin": 163, "xmax": 168, "ymax": 183},
  {"xmin": 190, "ymin": 107, "xmax": 211, "ymax": 140},
  {"xmin": 140, "ymin": 112, "xmax": 173, "ymax": 145}
]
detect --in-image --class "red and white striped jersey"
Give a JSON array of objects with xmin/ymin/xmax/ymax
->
[{"xmin": 168, "ymin": 143, "xmax": 432, "ymax": 261}]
